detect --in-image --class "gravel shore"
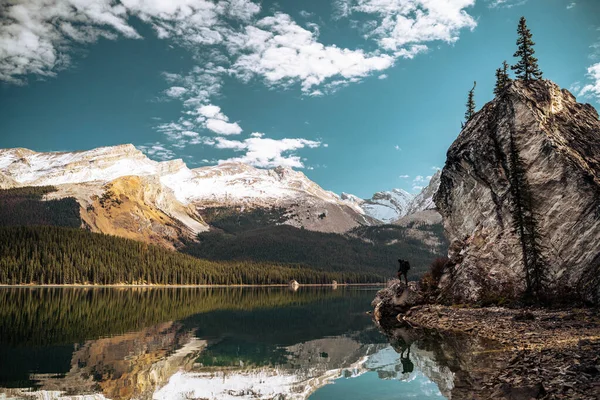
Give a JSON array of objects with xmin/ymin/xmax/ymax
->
[{"xmin": 401, "ymin": 305, "xmax": 600, "ymax": 399}]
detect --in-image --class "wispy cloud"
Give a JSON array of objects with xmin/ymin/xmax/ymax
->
[
  {"xmin": 336, "ymin": 0, "xmax": 477, "ymax": 53},
  {"xmin": 487, "ymin": 0, "xmax": 529, "ymax": 8},
  {"xmin": 399, "ymin": 174, "xmax": 410, "ymax": 179},
  {"xmin": 579, "ymin": 63, "xmax": 600, "ymax": 100},
  {"xmin": 212, "ymin": 135, "xmax": 322, "ymax": 168},
  {"xmin": 566, "ymin": 2, "xmax": 576, "ymax": 9},
  {"xmin": 137, "ymin": 142, "xmax": 176, "ymax": 161},
  {"xmin": 394, "ymin": 145, "xmax": 401, "ymax": 151}
]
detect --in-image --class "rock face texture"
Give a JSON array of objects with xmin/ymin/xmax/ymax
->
[
  {"xmin": 435, "ymin": 80, "xmax": 600, "ymax": 303},
  {"xmin": 371, "ymin": 280, "xmax": 424, "ymax": 324}
]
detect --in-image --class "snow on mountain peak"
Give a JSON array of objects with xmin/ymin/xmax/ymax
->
[
  {"xmin": 0, "ymin": 145, "xmax": 364, "ymax": 214},
  {"xmin": 346, "ymin": 173, "xmax": 441, "ymax": 224}
]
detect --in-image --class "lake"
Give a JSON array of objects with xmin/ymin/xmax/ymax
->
[{"xmin": 0, "ymin": 286, "xmax": 486, "ymax": 399}]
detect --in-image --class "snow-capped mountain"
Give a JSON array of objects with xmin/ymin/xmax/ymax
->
[
  {"xmin": 0, "ymin": 145, "xmax": 361, "ymax": 211},
  {"xmin": 0, "ymin": 144, "xmax": 373, "ymax": 246},
  {"xmin": 343, "ymin": 172, "xmax": 441, "ymax": 224},
  {"xmin": 358, "ymin": 189, "xmax": 414, "ymax": 223},
  {"xmin": 405, "ymin": 170, "xmax": 441, "ymax": 216}
]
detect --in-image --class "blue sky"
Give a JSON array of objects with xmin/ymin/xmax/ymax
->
[{"xmin": 1, "ymin": 0, "xmax": 599, "ymax": 198}]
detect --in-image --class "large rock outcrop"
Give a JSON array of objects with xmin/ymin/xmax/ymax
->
[{"xmin": 435, "ymin": 80, "xmax": 600, "ymax": 303}]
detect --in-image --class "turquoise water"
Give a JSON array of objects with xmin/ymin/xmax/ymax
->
[
  {"xmin": 310, "ymin": 371, "xmax": 444, "ymax": 399},
  {"xmin": 0, "ymin": 287, "xmax": 451, "ymax": 399}
]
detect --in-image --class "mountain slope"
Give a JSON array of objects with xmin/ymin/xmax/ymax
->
[
  {"xmin": 405, "ymin": 170, "xmax": 441, "ymax": 216},
  {"xmin": 435, "ymin": 80, "xmax": 600, "ymax": 303},
  {"xmin": 358, "ymin": 189, "xmax": 414, "ymax": 223},
  {"xmin": 0, "ymin": 145, "xmax": 372, "ymax": 244},
  {"xmin": 344, "ymin": 172, "xmax": 442, "ymax": 224}
]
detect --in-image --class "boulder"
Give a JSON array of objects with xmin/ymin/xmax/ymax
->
[
  {"xmin": 435, "ymin": 80, "xmax": 600, "ymax": 304},
  {"xmin": 372, "ymin": 280, "xmax": 424, "ymax": 323}
]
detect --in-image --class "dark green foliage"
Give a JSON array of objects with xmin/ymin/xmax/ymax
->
[
  {"xmin": 512, "ymin": 16, "xmax": 542, "ymax": 81},
  {"xmin": 494, "ymin": 61, "xmax": 512, "ymax": 96},
  {"xmin": 0, "ymin": 226, "xmax": 382, "ymax": 285},
  {"xmin": 463, "ymin": 81, "xmax": 477, "ymax": 128},
  {"xmin": 508, "ymin": 132, "xmax": 549, "ymax": 302},
  {"xmin": 200, "ymin": 206, "xmax": 290, "ymax": 234},
  {"xmin": 185, "ymin": 223, "xmax": 448, "ymax": 280},
  {"xmin": 0, "ymin": 287, "xmax": 358, "ymax": 347},
  {"xmin": 0, "ymin": 187, "xmax": 81, "ymax": 228}
]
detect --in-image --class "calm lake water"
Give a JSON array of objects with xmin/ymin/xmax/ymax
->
[{"xmin": 0, "ymin": 286, "xmax": 486, "ymax": 399}]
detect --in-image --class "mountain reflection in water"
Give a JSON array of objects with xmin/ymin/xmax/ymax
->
[{"xmin": 0, "ymin": 287, "xmax": 478, "ymax": 399}]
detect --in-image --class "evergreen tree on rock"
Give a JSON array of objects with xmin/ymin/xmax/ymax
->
[
  {"xmin": 512, "ymin": 16, "xmax": 543, "ymax": 81},
  {"xmin": 463, "ymin": 81, "xmax": 477, "ymax": 128},
  {"xmin": 494, "ymin": 61, "xmax": 512, "ymax": 96}
]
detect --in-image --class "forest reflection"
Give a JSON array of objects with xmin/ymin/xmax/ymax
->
[{"xmin": 0, "ymin": 286, "xmax": 374, "ymax": 347}]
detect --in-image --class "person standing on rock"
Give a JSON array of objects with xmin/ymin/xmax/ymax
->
[{"xmin": 397, "ymin": 259, "xmax": 410, "ymax": 285}]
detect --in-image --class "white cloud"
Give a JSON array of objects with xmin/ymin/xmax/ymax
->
[
  {"xmin": 399, "ymin": 174, "xmax": 410, "ymax": 179},
  {"xmin": 412, "ymin": 185, "xmax": 424, "ymax": 191},
  {"xmin": 413, "ymin": 175, "xmax": 426, "ymax": 183},
  {"xmin": 212, "ymin": 135, "xmax": 322, "ymax": 168},
  {"xmin": 198, "ymin": 104, "xmax": 226, "ymax": 119},
  {"xmin": 338, "ymin": 0, "xmax": 477, "ymax": 52},
  {"xmin": 379, "ymin": 74, "xmax": 388, "ymax": 80},
  {"xmin": 196, "ymin": 104, "xmax": 243, "ymax": 135},
  {"xmin": 567, "ymin": 2, "xmax": 576, "ymax": 9},
  {"xmin": 137, "ymin": 142, "xmax": 176, "ymax": 161},
  {"xmin": 0, "ymin": 0, "xmax": 261, "ymax": 84},
  {"xmin": 227, "ymin": 13, "xmax": 395, "ymax": 93},
  {"xmin": 299, "ymin": 10, "xmax": 314, "ymax": 18},
  {"xmin": 431, "ymin": 166, "xmax": 441, "ymax": 171},
  {"xmin": 165, "ymin": 86, "xmax": 188, "ymax": 98},
  {"xmin": 579, "ymin": 63, "xmax": 600, "ymax": 100},
  {"xmin": 487, "ymin": 0, "xmax": 529, "ymax": 8},
  {"xmin": 205, "ymin": 118, "xmax": 243, "ymax": 135},
  {"xmin": 394, "ymin": 145, "xmax": 401, "ymax": 150}
]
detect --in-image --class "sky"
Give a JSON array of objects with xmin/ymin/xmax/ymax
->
[{"xmin": 0, "ymin": 0, "xmax": 599, "ymax": 198}]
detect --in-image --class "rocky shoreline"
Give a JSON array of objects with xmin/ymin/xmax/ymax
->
[{"xmin": 372, "ymin": 282, "xmax": 600, "ymax": 399}]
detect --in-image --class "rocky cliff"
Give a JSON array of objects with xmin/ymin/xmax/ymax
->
[{"xmin": 435, "ymin": 80, "xmax": 600, "ymax": 303}]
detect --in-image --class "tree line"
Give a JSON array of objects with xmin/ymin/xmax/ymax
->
[{"xmin": 0, "ymin": 226, "xmax": 383, "ymax": 286}]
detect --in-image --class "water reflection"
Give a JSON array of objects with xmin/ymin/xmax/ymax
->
[{"xmin": 0, "ymin": 287, "xmax": 482, "ymax": 399}]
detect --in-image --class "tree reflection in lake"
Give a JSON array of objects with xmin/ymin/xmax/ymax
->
[{"xmin": 0, "ymin": 287, "xmax": 498, "ymax": 399}]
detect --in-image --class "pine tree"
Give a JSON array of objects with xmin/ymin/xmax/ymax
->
[
  {"xmin": 494, "ymin": 68, "xmax": 504, "ymax": 96},
  {"xmin": 508, "ymin": 132, "xmax": 548, "ymax": 302},
  {"xmin": 494, "ymin": 61, "xmax": 512, "ymax": 96},
  {"xmin": 502, "ymin": 61, "xmax": 511, "ymax": 83},
  {"xmin": 463, "ymin": 81, "xmax": 477, "ymax": 128},
  {"xmin": 512, "ymin": 16, "xmax": 543, "ymax": 81}
]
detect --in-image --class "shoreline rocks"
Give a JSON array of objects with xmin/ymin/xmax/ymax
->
[
  {"xmin": 400, "ymin": 305, "xmax": 600, "ymax": 399},
  {"xmin": 371, "ymin": 280, "xmax": 424, "ymax": 325}
]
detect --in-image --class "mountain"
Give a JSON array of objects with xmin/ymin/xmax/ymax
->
[
  {"xmin": 0, "ymin": 144, "xmax": 449, "ymax": 281},
  {"xmin": 342, "ymin": 189, "xmax": 413, "ymax": 223},
  {"xmin": 434, "ymin": 80, "xmax": 600, "ymax": 304},
  {"xmin": 405, "ymin": 170, "xmax": 441, "ymax": 216},
  {"xmin": 0, "ymin": 144, "xmax": 373, "ymax": 247},
  {"xmin": 343, "ymin": 172, "xmax": 442, "ymax": 224}
]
